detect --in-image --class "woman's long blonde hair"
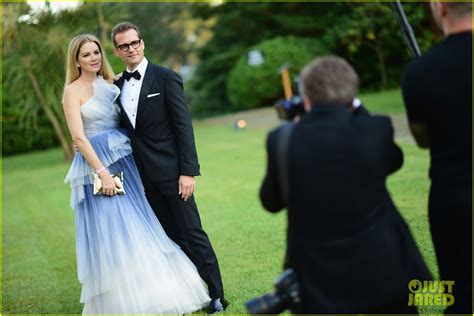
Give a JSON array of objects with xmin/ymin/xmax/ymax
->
[{"xmin": 64, "ymin": 34, "xmax": 115, "ymax": 86}]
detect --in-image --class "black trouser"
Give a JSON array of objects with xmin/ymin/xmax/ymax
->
[
  {"xmin": 143, "ymin": 178, "xmax": 224, "ymax": 299},
  {"xmin": 429, "ymin": 181, "xmax": 472, "ymax": 315}
]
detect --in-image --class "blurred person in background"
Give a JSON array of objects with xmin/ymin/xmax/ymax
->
[{"xmin": 401, "ymin": 2, "xmax": 472, "ymax": 313}]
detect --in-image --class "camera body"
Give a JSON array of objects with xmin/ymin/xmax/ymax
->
[
  {"xmin": 274, "ymin": 95, "xmax": 305, "ymax": 121},
  {"xmin": 274, "ymin": 70, "xmax": 306, "ymax": 121},
  {"xmin": 245, "ymin": 268, "xmax": 300, "ymax": 314}
]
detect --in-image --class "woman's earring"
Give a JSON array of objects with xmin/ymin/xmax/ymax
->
[{"xmin": 76, "ymin": 63, "xmax": 80, "ymax": 68}]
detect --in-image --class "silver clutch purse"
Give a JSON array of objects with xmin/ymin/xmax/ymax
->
[{"xmin": 93, "ymin": 171, "xmax": 125, "ymax": 195}]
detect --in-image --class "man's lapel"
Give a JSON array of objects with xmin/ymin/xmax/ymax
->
[
  {"xmin": 114, "ymin": 73, "xmax": 126, "ymax": 91},
  {"xmin": 137, "ymin": 63, "xmax": 154, "ymax": 119}
]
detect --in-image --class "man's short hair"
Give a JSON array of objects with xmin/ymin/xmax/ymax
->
[
  {"xmin": 300, "ymin": 56, "xmax": 359, "ymax": 106},
  {"xmin": 445, "ymin": 2, "xmax": 472, "ymax": 18},
  {"xmin": 111, "ymin": 22, "xmax": 142, "ymax": 46}
]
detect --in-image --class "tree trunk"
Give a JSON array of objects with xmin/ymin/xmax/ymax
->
[
  {"xmin": 96, "ymin": 3, "xmax": 108, "ymax": 45},
  {"xmin": 374, "ymin": 37, "xmax": 388, "ymax": 90},
  {"xmin": 26, "ymin": 69, "xmax": 74, "ymax": 161}
]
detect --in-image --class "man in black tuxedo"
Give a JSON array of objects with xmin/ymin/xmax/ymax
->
[
  {"xmin": 260, "ymin": 56, "xmax": 431, "ymax": 314},
  {"xmin": 111, "ymin": 22, "xmax": 225, "ymax": 313}
]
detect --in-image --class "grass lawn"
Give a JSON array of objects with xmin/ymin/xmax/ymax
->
[
  {"xmin": 360, "ymin": 88, "xmax": 406, "ymax": 114},
  {"xmin": 3, "ymin": 113, "xmax": 440, "ymax": 314}
]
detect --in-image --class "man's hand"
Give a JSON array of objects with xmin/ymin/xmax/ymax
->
[
  {"xmin": 114, "ymin": 72, "xmax": 123, "ymax": 82},
  {"xmin": 179, "ymin": 175, "xmax": 195, "ymax": 202},
  {"xmin": 72, "ymin": 141, "xmax": 80, "ymax": 152}
]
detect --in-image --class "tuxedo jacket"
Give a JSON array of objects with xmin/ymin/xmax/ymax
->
[
  {"xmin": 116, "ymin": 62, "xmax": 200, "ymax": 183},
  {"xmin": 260, "ymin": 105, "xmax": 431, "ymax": 313}
]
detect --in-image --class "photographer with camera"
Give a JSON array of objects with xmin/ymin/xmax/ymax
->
[
  {"xmin": 259, "ymin": 56, "xmax": 431, "ymax": 314},
  {"xmin": 401, "ymin": 2, "xmax": 472, "ymax": 313}
]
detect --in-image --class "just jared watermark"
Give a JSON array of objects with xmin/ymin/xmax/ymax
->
[{"xmin": 408, "ymin": 280, "xmax": 454, "ymax": 307}]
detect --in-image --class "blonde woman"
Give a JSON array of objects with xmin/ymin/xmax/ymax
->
[{"xmin": 63, "ymin": 34, "xmax": 210, "ymax": 314}]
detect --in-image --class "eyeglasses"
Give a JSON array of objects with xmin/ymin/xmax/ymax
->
[{"xmin": 115, "ymin": 39, "xmax": 141, "ymax": 52}]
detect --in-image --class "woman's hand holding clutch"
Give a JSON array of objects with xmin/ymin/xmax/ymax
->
[{"xmin": 98, "ymin": 170, "xmax": 121, "ymax": 196}]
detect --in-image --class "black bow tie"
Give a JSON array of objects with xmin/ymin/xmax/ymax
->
[{"xmin": 123, "ymin": 70, "xmax": 141, "ymax": 81}]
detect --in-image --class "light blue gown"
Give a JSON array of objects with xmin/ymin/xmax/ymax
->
[{"xmin": 64, "ymin": 77, "xmax": 211, "ymax": 314}]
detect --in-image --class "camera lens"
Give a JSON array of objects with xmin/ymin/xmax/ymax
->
[{"xmin": 245, "ymin": 293, "xmax": 286, "ymax": 314}]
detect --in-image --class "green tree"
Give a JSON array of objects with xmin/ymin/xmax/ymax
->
[
  {"xmin": 190, "ymin": 2, "xmax": 435, "ymax": 114},
  {"xmin": 189, "ymin": 2, "xmax": 347, "ymax": 115},
  {"xmin": 2, "ymin": 87, "xmax": 58, "ymax": 155},
  {"xmin": 3, "ymin": 2, "xmax": 203, "ymax": 156},
  {"xmin": 322, "ymin": 2, "xmax": 435, "ymax": 90},
  {"xmin": 112, "ymin": 3, "xmax": 208, "ymax": 71},
  {"xmin": 227, "ymin": 37, "xmax": 328, "ymax": 110},
  {"xmin": 3, "ymin": 2, "xmax": 72, "ymax": 159},
  {"xmin": 2, "ymin": 2, "xmax": 126, "ymax": 158}
]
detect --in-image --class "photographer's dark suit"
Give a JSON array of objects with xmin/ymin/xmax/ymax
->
[
  {"xmin": 115, "ymin": 62, "xmax": 224, "ymax": 299},
  {"xmin": 260, "ymin": 104, "xmax": 431, "ymax": 313}
]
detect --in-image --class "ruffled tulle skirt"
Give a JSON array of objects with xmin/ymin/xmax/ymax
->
[{"xmin": 65, "ymin": 129, "xmax": 210, "ymax": 314}]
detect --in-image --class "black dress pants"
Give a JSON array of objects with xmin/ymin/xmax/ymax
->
[
  {"xmin": 143, "ymin": 178, "xmax": 224, "ymax": 299},
  {"xmin": 429, "ymin": 181, "xmax": 472, "ymax": 315}
]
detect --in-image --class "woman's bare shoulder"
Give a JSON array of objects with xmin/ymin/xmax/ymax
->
[
  {"xmin": 65, "ymin": 79, "xmax": 86, "ymax": 93},
  {"xmin": 64, "ymin": 81, "xmax": 79, "ymax": 98},
  {"xmin": 64, "ymin": 79, "xmax": 91, "ymax": 105}
]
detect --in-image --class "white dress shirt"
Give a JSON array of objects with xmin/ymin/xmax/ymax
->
[{"xmin": 120, "ymin": 57, "xmax": 149, "ymax": 128}]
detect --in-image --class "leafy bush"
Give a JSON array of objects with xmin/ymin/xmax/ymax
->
[
  {"xmin": 188, "ymin": 48, "xmax": 244, "ymax": 117},
  {"xmin": 2, "ymin": 97, "xmax": 59, "ymax": 156},
  {"xmin": 227, "ymin": 36, "xmax": 328, "ymax": 111}
]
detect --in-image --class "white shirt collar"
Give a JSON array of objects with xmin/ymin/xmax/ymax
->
[
  {"xmin": 127, "ymin": 57, "xmax": 148, "ymax": 77},
  {"xmin": 352, "ymin": 97, "xmax": 362, "ymax": 109}
]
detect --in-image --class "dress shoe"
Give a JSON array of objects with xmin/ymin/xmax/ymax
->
[{"xmin": 208, "ymin": 297, "xmax": 228, "ymax": 314}]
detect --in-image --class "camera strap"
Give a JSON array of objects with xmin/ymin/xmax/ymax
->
[{"xmin": 277, "ymin": 122, "xmax": 294, "ymax": 205}]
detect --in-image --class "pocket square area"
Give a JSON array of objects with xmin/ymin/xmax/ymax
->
[{"xmin": 147, "ymin": 93, "xmax": 160, "ymax": 98}]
